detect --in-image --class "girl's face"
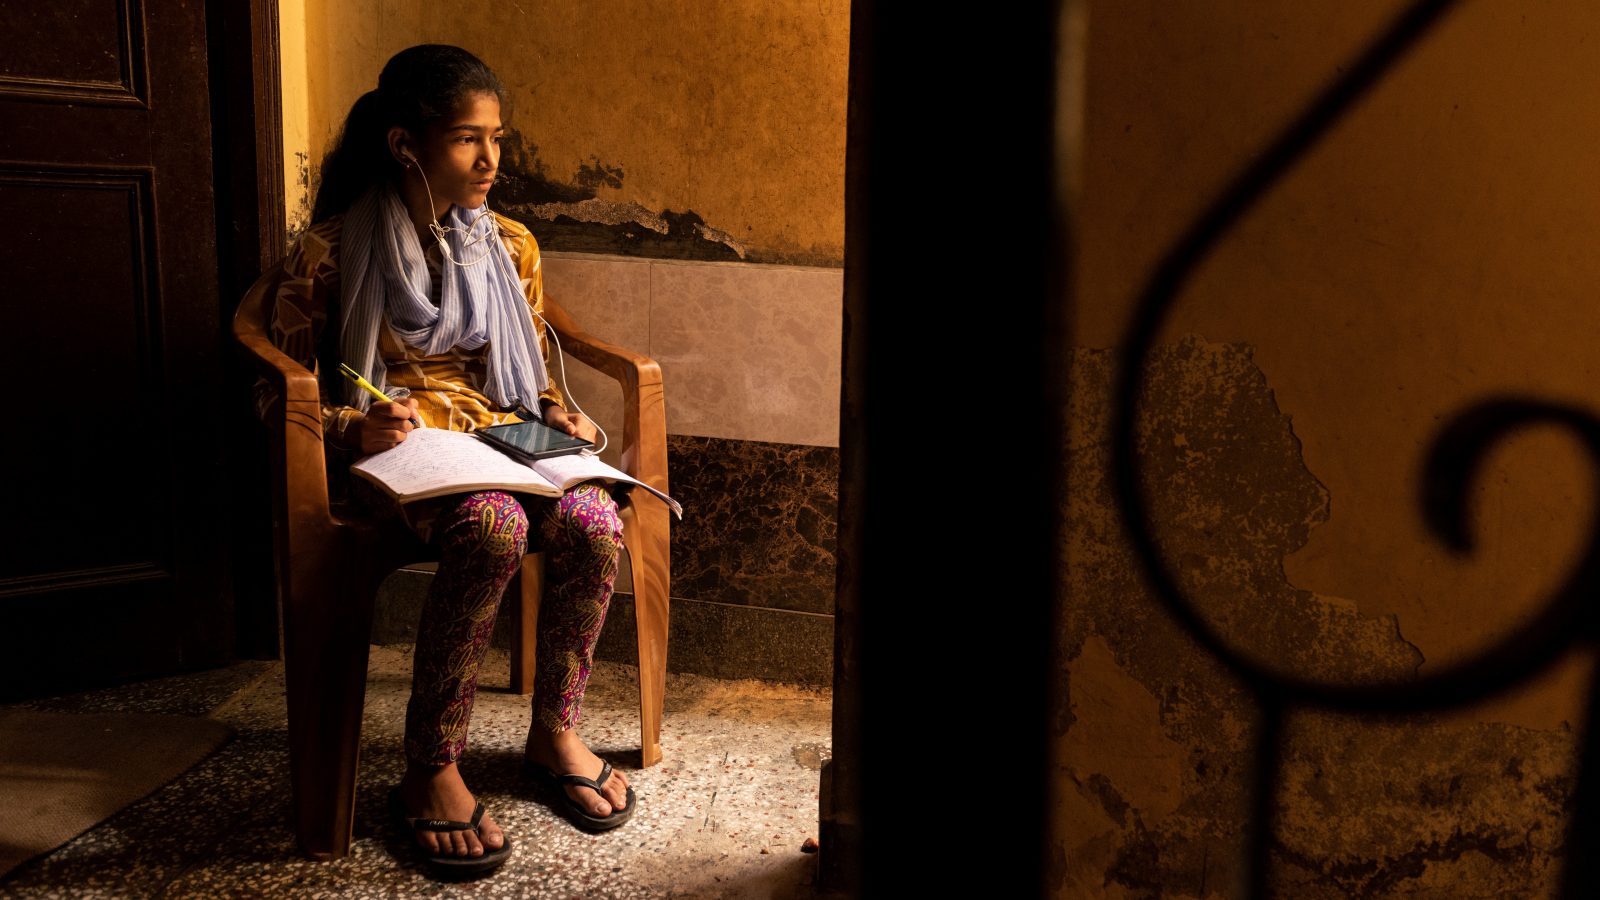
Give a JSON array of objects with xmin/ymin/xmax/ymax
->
[{"xmin": 406, "ymin": 91, "xmax": 503, "ymax": 217}]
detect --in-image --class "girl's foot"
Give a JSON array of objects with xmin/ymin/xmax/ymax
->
[
  {"xmin": 397, "ymin": 761, "xmax": 506, "ymax": 858},
  {"xmin": 524, "ymin": 727, "xmax": 631, "ymax": 817}
]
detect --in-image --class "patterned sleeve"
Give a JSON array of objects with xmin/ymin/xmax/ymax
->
[
  {"xmin": 509, "ymin": 222, "xmax": 567, "ymax": 412},
  {"xmin": 255, "ymin": 220, "xmax": 364, "ymax": 450}
]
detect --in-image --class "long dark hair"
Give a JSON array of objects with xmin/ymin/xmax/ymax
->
[{"xmin": 312, "ymin": 44, "xmax": 508, "ymax": 222}]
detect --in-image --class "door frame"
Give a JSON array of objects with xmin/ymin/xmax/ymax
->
[{"xmin": 206, "ymin": 0, "xmax": 286, "ymax": 660}]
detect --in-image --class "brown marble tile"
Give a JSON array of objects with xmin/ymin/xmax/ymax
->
[
  {"xmin": 649, "ymin": 260, "xmax": 842, "ymax": 447},
  {"xmin": 668, "ymin": 435, "xmax": 838, "ymax": 615},
  {"xmin": 596, "ymin": 594, "xmax": 834, "ymax": 688}
]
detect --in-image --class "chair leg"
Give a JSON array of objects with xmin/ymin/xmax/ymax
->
[
  {"xmin": 622, "ymin": 496, "xmax": 671, "ymax": 767},
  {"xmin": 280, "ymin": 556, "xmax": 378, "ymax": 859},
  {"xmin": 509, "ymin": 553, "xmax": 542, "ymax": 695}
]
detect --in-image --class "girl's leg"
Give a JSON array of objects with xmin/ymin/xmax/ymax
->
[
  {"xmin": 532, "ymin": 482, "xmax": 623, "ymax": 732},
  {"xmin": 400, "ymin": 490, "xmax": 526, "ymax": 857},
  {"xmin": 524, "ymin": 482, "xmax": 631, "ymax": 817},
  {"xmin": 404, "ymin": 490, "xmax": 529, "ymax": 763}
]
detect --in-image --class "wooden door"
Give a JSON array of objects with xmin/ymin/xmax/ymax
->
[{"xmin": 0, "ymin": 0, "xmax": 232, "ymax": 698}]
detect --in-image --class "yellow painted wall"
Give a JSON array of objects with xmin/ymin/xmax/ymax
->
[
  {"xmin": 277, "ymin": 0, "xmax": 311, "ymax": 235},
  {"xmin": 280, "ymin": 0, "xmax": 849, "ymax": 264},
  {"xmin": 1058, "ymin": 0, "xmax": 1600, "ymax": 893}
]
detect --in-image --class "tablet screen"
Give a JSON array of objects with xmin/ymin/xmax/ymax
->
[{"xmin": 477, "ymin": 420, "xmax": 594, "ymax": 460}]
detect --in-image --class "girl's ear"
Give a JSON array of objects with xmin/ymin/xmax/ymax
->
[{"xmin": 386, "ymin": 126, "xmax": 415, "ymax": 167}]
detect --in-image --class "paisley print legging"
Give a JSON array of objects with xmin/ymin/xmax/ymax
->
[{"xmin": 402, "ymin": 484, "xmax": 624, "ymax": 765}]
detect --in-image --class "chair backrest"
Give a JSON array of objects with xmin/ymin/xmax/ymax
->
[
  {"xmin": 233, "ymin": 262, "xmax": 341, "ymax": 560},
  {"xmin": 233, "ymin": 262, "xmax": 432, "ymax": 591}
]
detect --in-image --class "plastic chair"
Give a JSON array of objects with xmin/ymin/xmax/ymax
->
[{"xmin": 233, "ymin": 262, "xmax": 671, "ymax": 859}]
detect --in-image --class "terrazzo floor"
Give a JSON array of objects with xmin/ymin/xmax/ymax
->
[{"xmin": 0, "ymin": 647, "xmax": 832, "ymax": 899}]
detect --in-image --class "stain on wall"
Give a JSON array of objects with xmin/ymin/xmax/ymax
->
[
  {"xmin": 493, "ymin": 131, "xmax": 747, "ymax": 262},
  {"xmin": 1274, "ymin": 715, "xmax": 1569, "ymax": 896}
]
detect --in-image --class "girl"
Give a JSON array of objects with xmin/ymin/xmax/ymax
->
[{"xmin": 270, "ymin": 44, "xmax": 634, "ymax": 877}]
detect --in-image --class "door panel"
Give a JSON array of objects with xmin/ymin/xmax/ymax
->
[
  {"xmin": 0, "ymin": 0, "xmax": 231, "ymax": 698},
  {"xmin": 0, "ymin": 0, "xmax": 144, "ymax": 105},
  {"xmin": 0, "ymin": 169, "xmax": 168, "ymax": 581}
]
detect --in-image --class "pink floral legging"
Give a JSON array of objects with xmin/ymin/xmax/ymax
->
[{"xmin": 400, "ymin": 484, "xmax": 623, "ymax": 765}]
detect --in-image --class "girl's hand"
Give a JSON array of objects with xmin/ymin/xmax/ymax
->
[
  {"xmin": 543, "ymin": 406, "xmax": 598, "ymax": 444},
  {"xmin": 354, "ymin": 398, "xmax": 419, "ymax": 453}
]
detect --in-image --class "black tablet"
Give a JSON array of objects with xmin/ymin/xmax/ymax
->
[{"xmin": 476, "ymin": 420, "xmax": 594, "ymax": 461}]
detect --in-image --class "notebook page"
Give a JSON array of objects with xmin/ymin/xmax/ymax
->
[{"xmin": 351, "ymin": 428, "xmax": 560, "ymax": 499}]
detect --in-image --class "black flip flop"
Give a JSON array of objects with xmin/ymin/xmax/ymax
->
[
  {"xmin": 388, "ymin": 787, "xmax": 513, "ymax": 879},
  {"xmin": 526, "ymin": 760, "xmax": 637, "ymax": 832}
]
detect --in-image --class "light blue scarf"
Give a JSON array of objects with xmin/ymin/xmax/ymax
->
[{"xmin": 337, "ymin": 183, "xmax": 549, "ymax": 414}]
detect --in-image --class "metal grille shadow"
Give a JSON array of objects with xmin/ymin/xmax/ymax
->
[{"xmin": 1109, "ymin": 0, "xmax": 1600, "ymax": 894}]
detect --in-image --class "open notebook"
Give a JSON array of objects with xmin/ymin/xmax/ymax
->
[{"xmin": 349, "ymin": 426, "xmax": 681, "ymax": 517}]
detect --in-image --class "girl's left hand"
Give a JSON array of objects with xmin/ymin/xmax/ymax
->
[{"xmin": 543, "ymin": 405, "xmax": 599, "ymax": 443}]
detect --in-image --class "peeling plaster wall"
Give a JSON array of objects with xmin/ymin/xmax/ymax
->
[
  {"xmin": 279, "ymin": 0, "xmax": 847, "ymax": 265},
  {"xmin": 1060, "ymin": 1, "xmax": 1600, "ymax": 895},
  {"xmin": 1059, "ymin": 341, "xmax": 1572, "ymax": 896}
]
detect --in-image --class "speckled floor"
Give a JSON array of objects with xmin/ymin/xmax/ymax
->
[{"xmin": 0, "ymin": 647, "xmax": 831, "ymax": 899}]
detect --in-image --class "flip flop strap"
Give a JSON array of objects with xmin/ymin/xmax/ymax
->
[
  {"xmin": 406, "ymin": 801, "xmax": 486, "ymax": 833},
  {"xmin": 556, "ymin": 761, "xmax": 613, "ymax": 794}
]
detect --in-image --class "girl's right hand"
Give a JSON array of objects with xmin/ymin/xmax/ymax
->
[{"xmin": 355, "ymin": 398, "xmax": 419, "ymax": 453}]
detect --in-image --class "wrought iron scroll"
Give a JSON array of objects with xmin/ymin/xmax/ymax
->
[{"xmin": 1110, "ymin": 0, "xmax": 1600, "ymax": 895}]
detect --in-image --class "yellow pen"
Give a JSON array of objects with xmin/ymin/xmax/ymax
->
[{"xmin": 338, "ymin": 363, "xmax": 422, "ymax": 428}]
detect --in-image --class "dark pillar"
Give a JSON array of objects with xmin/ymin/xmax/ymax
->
[{"xmin": 826, "ymin": 2, "xmax": 1075, "ymax": 894}]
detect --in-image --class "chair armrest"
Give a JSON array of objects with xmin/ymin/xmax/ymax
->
[
  {"xmin": 233, "ymin": 264, "xmax": 337, "ymax": 528},
  {"xmin": 541, "ymin": 300, "xmax": 662, "ymax": 389},
  {"xmin": 236, "ymin": 326, "xmax": 324, "ymax": 433},
  {"xmin": 543, "ymin": 299, "xmax": 670, "ymax": 498}
]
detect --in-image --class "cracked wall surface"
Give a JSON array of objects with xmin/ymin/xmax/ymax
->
[
  {"xmin": 1058, "ymin": 340, "xmax": 1576, "ymax": 896},
  {"xmin": 1060, "ymin": 1, "xmax": 1600, "ymax": 894}
]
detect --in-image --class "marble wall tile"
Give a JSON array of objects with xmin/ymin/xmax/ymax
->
[
  {"xmin": 541, "ymin": 253, "xmax": 652, "ymax": 348},
  {"xmin": 668, "ymin": 435, "xmax": 838, "ymax": 615},
  {"xmin": 596, "ymin": 594, "xmax": 834, "ymax": 687},
  {"xmin": 539, "ymin": 253, "xmax": 652, "ymax": 469},
  {"xmin": 650, "ymin": 261, "xmax": 842, "ymax": 448}
]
